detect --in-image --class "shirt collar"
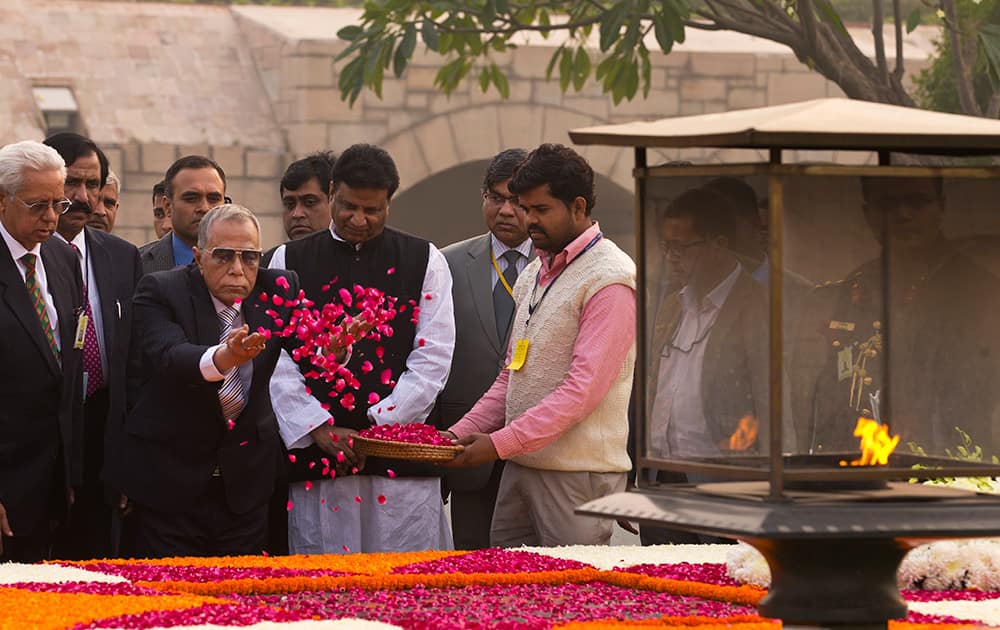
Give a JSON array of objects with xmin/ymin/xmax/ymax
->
[
  {"xmin": 539, "ymin": 221, "xmax": 601, "ymax": 274},
  {"xmin": 681, "ymin": 262, "xmax": 742, "ymax": 312},
  {"xmin": 54, "ymin": 229, "xmax": 86, "ymax": 259},
  {"xmin": 209, "ymin": 293, "xmax": 243, "ymax": 318},
  {"xmin": 0, "ymin": 218, "xmax": 41, "ymax": 262},
  {"xmin": 490, "ymin": 233, "xmax": 532, "ymax": 259},
  {"xmin": 171, "ymin": 233, "xmax": 194, "ymax": 266}
]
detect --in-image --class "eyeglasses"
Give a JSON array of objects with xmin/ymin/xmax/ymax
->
[
  {"xmin": 206, "ymin": 247, "xmax": 262, "ymax": 268},
  {"xmin": 658, "ymin": 239, "xmax": 705, "ymax": 254},
  {"xmin": 483, "ymin": 191, "xmax": 517, "ymax": 206},
  {"xmin": 15, "ymin": 197, "xmax": 72, "ymax": 216}
]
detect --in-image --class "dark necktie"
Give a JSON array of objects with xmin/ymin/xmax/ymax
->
[
  {"xmin": 69, "ymin": 243, "xmax": 104, "ymax": 396},
  {"xmin": 218, "ymin": 306, "xmax": 246, "ymax": 420},
  {"xmin": 21, "ymin": 253, "xmax": 60, "ymax": 360},
  {"xmin": 493, "ymin": 249, "xmax": 521, "ymax": 339}
]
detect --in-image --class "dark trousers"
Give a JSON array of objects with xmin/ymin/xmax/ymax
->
[
  {"xmin": 266, "ymin": 476, "xmax": 289, "ymax": 556},
  {"xmin": 449, "ymin": 461, "xmax": 504, "ymax": 550},
  {"xmin": 131, "ymin": 478, "xmax": 267, "ymax": 559},
  {"xmin": 54, "ymin": 388, "xmax": 113, "ymax": 560}
]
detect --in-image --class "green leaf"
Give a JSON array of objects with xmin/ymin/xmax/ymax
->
[
  {"xmin": 482, "ymin": 0, "xmax": 496, "ymax": 26},
  {"xmin": 479, "ymin": 67, "xmax": 491, "ymax": 92},
  {"xmin": 393, "ymin": 23, "xmax": 417, "ymax": 77},
  {"xmin": 337, "ymin": 25, "xmax": 364, "ymax": 42},
  {"xmin": 490, "ymin": 64, "xmax": 510, "ymax": 98},
  {"xmin": 905, "ymin": 8, "xmax": 922, "ymax": 34},
  {"xmin": 545, "ymin": 45, "xmax": 565, "ymax": 80},
  {"xmin": 980, "ymin": 24, "xmax": 1000, "ymax": 88},
  {"xmin": 559, "ymin": 47, "xmax": 573, "ymax": 92},
  {"xmin": 572, "ymin": 47, "xmax": 591, "ymax": 91},
  {"xmin": 495, "ymin": 0, "xmax": 509, "ymax": 13},
  {"xmin": 421, "ymin": 19, "xmax": 440, "ymax": 51},
  {"xmin": 639, "ymin": 46, "xmax": 651, "ymax": 98},
  {"xmin": 653, "ymin": 10, "xmax": 675, "ymax": 53},
  {"xmin": 599, "ymin": 1, "xmax": 629, "ymax": 52},
  {"xmin": 539, "ymin": 8, "xmax": 551, "ymax": 39},
  {"xmin": 665, "ymin": 0, "xmax": 686, "ymax": 43}
]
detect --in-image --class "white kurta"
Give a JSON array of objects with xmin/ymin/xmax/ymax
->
[{"xmin": 269, "ymin": 227, "xmax": 456, "ymax": 554}]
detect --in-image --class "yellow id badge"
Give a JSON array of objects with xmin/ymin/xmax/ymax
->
[
  {"xmin": 74, "ymin": 313, "xmax": 88, "ymax": 350},
  {"xmin": 507, "ymin": 339, "xmax": 529, "ymax": 371}
]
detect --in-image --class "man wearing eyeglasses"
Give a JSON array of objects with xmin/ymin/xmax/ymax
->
[
  {"xmin": 0, "ymin": 140, "xmax": 85, "ymax": 562},
  {"xmin": 109, "ymin": 204, "xmax": 301, "ymax": 558},
  {"xmin": 139, "ymin": 156, "xmax": 227, "ymax": 275},
  {"xmin": 643, "ymin": 186, "xmax": 775, "ymax": 545},
  {"xmin": 429, "ymin": 148, "xmax": 532, "ymax": 550},
  {"xmin": 268, "ymin": 143, "xmax": 456, "ymax": 555},
  {"xmin": 43, "ymin": 133, "xmax": 142, "ymax": 560}
]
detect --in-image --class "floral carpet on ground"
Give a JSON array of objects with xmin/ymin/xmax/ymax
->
[{"xmin": 0, "ymin": 545, "xmax": 996, "ymax": 629}]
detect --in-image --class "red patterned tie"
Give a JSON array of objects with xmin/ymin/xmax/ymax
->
[
  {"xmin": 69, "ymin": 243, "xmax": 104, "ymax": 396},
  {"xmin": 20, "ymin": 253, "xmax": 60, "ymax": 360}
]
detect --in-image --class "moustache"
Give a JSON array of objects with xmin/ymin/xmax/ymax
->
[{"xmin": 67, "ymin": 201, "xmax": 92, "ymax": 215}]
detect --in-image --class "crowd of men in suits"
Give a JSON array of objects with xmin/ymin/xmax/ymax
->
[{"xmin": 0, "ymin": 134, "xmax": 640, "ymax": 562}]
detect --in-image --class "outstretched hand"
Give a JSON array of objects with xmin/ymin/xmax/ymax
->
[{"xmin": 0, "ymin": 501, "xmax": 12, "ymax": 555}]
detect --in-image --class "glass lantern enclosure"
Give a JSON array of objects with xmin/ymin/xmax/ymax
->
[
  {"xmin": 637, "ymin": 165, "xmax": 1000, "ymax": 493},
  {"xmin": 570, "ymin": 99, "xmax": 1000, "ymax": 497}
]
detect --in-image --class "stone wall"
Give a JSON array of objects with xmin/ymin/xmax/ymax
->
[{"xmin": 0, "ymin": 1, "xmax": 935, "ymax": 249}]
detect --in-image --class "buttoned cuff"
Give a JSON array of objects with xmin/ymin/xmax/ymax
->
[
  {"xmin": 488, "ymin": 426, "xmax": 524, "ymax": 461},
  {"xmin": 199, "ymin": 344, "xmax": 226, "ymax": 382}
]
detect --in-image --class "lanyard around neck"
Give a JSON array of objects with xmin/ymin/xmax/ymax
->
[
  {"xmin": 525, "ymin": 232, "xmax": 603, "ymax": 327},
  {"xmin": 490, "ymin": 249, "xmax": 515, "ymax": 298}
]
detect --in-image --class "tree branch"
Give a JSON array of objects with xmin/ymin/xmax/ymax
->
[
  {"xmin": 872, "ymin": 0, "xmax": 890, "ymax": 84},
  {"xmin": 892, "ymin": 0, "xmax": 904, "ymax": 80},
  {"xmin": 940, "ymin": 0, "xmax": 983, "ymax": 115},
  {"xmin": 799, "ymin": 0, "xmax": 820, "ymax": 61}
]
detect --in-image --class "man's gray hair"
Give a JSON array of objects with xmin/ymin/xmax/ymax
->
[
  {"xmin": 106, "ymin": 170, "xmax": 121, "ymax": 192},
  {"xmin": 197, "ymin": 203, "xmax": 261, "ymax": 249},
  {"xmin": 0, "ymin": 140, "xmax": 66, "ymax": 195}
]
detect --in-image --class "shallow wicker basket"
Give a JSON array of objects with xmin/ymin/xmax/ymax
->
[{"xmin": 353, "ymin": 436, "xmax": 462, "ymax": 462}]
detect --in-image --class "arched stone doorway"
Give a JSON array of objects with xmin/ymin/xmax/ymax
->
[{"xmin": 389, "ymin": 159, "xmax": 636, "ymax": 257}]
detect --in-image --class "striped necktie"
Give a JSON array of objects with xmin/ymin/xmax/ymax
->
[
  {"xmin": 21, "ymin": 253, "xmax": 60, "ymax": 360},
  {"xmin": 217, "ymin": 306, "xmax": 245, "ymax": 421}
]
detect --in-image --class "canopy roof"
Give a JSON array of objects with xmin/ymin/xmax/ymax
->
[{"xmin": 569, "ymin": 98, "xmax": 1000, "ymax": 155}]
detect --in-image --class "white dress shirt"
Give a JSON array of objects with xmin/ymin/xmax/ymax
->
[
  {"xmin": 55, "ymin": 230, "xmax": 107, "ymax": 373},
  {"xmin": 1, "ymin": 220, "xmax": 59, "ymax": 347},
  {"xmin": 650, "ymin": 263, "xmax": 742, "ymax": 458},
  {"xmin": 268, "ymin": 224, "xmax": 456, "ymax": 554}
]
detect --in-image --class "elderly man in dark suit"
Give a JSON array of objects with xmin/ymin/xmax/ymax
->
[
  {"xmin": 433, "ymin": 148, "xmax": 532, "ymax": 550},
  {"xmin": 139, "ymin": 156, "xmax": 227, "ymax": 275},
  {"xmin": 111, "ymin": 204, "xmax": 300, "ymax": 558},
  {"xmin": 0, "ymin": 140, "xmax": 84, "ymax": 562},
  {"xmin": 42, "ymin": 133, "xmax": 142, "ymax": 560}
]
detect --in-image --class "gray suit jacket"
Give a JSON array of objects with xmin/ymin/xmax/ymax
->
[
  {"xmin": 138, "ymin": 232, "xmax": 176, "ymax": 276},
  {"xmin": 433, "ymin": 233, "xmax": 534, "ymax": 491}
]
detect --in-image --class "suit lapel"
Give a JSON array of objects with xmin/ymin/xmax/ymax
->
[
  {"xmin": 40, "ymin": 240, "xmax": 76, "ymax": 376},
  {"xmin": 467, "ymin": 235, "xmax": 502, "ymax": 355},
  {"xmin": 703, "ymin": 273, "xmax": 751, "ymax": 379},
  {"xmin": 0, "ymin": 238, "xmax": 62, "ymax": 376},
  {"xmin": 188, "ymin": 267, "xmax": 221, "ymax": 347},
  {"xmin": 86, "ymin": 229, "xmax": 117, "ymax": 354}
]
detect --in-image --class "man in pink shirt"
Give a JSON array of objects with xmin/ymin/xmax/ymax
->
[{"xmin": 445, "ymin": 144, "xmax": 636, "ymax": 547}]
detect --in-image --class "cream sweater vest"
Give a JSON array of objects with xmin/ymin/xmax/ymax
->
[{"xmin": 506, "ymin": 237, "xmax": 636, "ymax": 473}]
